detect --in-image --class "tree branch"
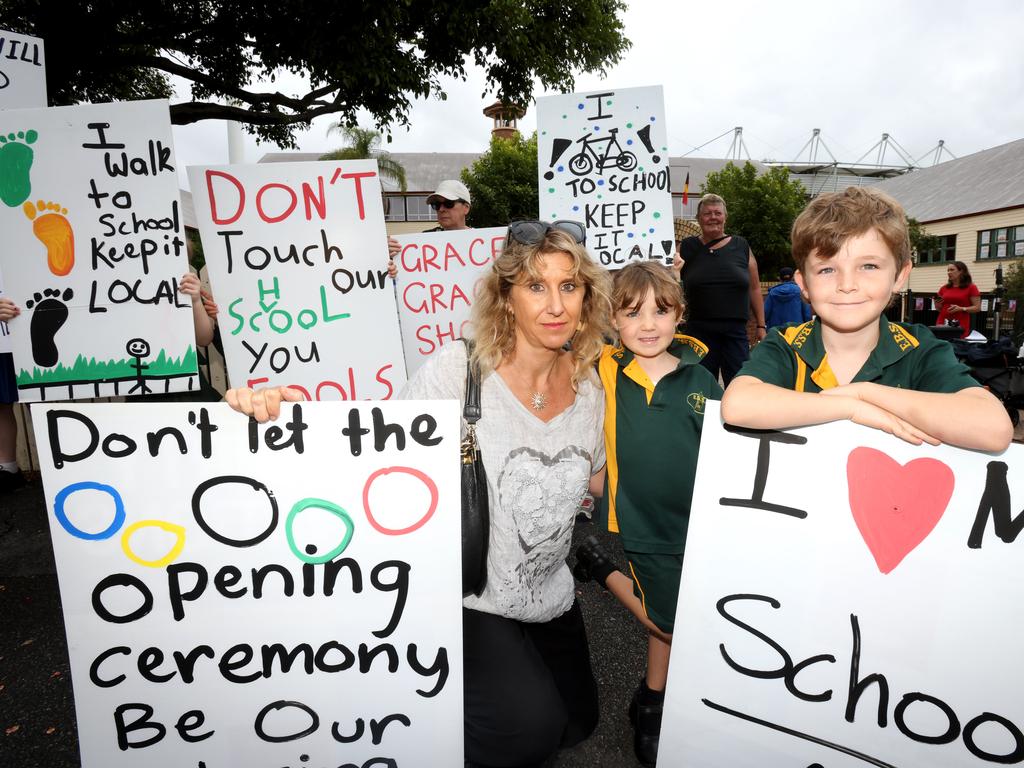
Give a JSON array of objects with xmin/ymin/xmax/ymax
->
[
  {"xmin": 134, "ymin": 55, "xmax": 336, "ymax": 113},
  {"xmin": 169, "ymin": 101, "xmax": 345, "ymax": 127}
]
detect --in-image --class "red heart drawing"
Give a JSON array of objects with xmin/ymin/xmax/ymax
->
[{"xmin": 846, "ymin": 447, "xmax": 955, "ymax": 574}]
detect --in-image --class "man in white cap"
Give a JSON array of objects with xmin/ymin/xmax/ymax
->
[{"xmin": 387, "ymin": 180, "xmax": 472, "ymax": 265}]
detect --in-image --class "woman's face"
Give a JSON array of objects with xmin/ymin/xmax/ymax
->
[
  {"xmin": 947, "ymin": 264, "xmax": 962, "ymax": 282},
  {"xmin": 698, "ymin": 204, "xmax": 727, "ymax": 239},
  {"xmin": 507, "ymin": 251, "xmax": 584, "ymax": 353}
]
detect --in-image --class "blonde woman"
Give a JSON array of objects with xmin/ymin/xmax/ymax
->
[{"xmin": 227, "ymin": 220, "xmax": 613, "ymax": 768}]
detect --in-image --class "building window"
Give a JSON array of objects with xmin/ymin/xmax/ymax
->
[
  {"xmin": 383, "ymin": 195, "xmax": 404, "ymax": 222},
  {"xmin": 978, "ymin": 225, "xmax": 1024, "ymax": 260},
  {"xmin": 671, "ymin": 194, "xmax": 698, "ymax": 220},
  {"xmin": 918, "ymin": 234, "xmax": 956, "ymax": 263},
  {"xmin": 406, "ymin": 195, "xmax": 434, "ymax": 222}
]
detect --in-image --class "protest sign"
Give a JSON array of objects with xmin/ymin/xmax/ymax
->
[
  {"xmin": 537, "ymin": 85, "xmax": 673, "ymax": 270},
  {"xmin": 189, "ymin": 161, "xmax": 405, "ymax": 399},
  {"xmin": 0, "ymin": 99, "xmax": 197, "ymax": 401},
  {"xmin": 661, "ymin": 402, "xmax": 1023, "ymax": 767},
  {"xmin": 0, "ymin": 27, "xmax": 47, "ymax": 353},
  {"xmin": 393, "ymin": 227, "xmax": 504, "ymax": 375},
  {"xmin": 32, "ymin": 400, "xmax": 463, "ymax": 768},
  {"xmin": 0, "ymin": 28, "xmax": 46, "ymax": 110}
]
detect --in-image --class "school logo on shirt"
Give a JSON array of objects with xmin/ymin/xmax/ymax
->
[
  {"xmin": 888, "ymin": 323, "xmax": 920, "ymax": 352},
  {"xmin": 789, "ymin": 321, "xmax": 814, "ymax": 349},
  {"xmin": 687, "ymin": 392, "xmax": 708, "ymax": 414}
]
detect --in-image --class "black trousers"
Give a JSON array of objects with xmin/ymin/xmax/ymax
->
[
  {"xmin": 463, "ymin": 601, "xmax": 599, "ymax": 768},
  {"xmin": 684, "ymin": 320, "xmax": 751, "ymax": 387}
]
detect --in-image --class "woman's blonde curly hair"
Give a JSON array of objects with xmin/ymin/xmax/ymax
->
[{"xmin": 469, "ymin": 229, "xmax": 612, "ymax": 390}]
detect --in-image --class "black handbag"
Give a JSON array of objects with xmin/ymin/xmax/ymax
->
[{"xmin": 461, "ymin": 340, "xmax": 489, "ymax": 597}]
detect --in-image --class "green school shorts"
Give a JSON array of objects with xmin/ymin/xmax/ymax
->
[{"xmin": 625, "ymin": 550, "xmax": 684, "ymax": 635}]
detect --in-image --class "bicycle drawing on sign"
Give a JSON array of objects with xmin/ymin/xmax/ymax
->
[{"xmin": 568, "ymin": 127, "xmax": 638, "ymax": 176}]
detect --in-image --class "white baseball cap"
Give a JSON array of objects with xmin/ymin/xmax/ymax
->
[{"xmin": 426, "ymin": 179, "xmax": 471, "ymax": 205}]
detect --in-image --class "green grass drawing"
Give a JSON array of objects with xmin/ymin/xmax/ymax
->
[{"xmin": 16, "ymin": 346, "xmax": 197, "ymax": 386}]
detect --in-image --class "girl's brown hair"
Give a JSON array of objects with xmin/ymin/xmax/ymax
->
[{"xmin": 612, "ymin": 261, "xmax": 685, "ymax": 321}]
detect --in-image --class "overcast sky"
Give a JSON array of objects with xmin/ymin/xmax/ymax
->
[{"xmin": 171, "ymin": 0, "xmax": 1024, "ymax": 189}]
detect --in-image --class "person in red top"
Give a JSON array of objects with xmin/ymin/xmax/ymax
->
[{"xmin": 935, "ymin": 260, "xmax": 981, "ymax": 338}]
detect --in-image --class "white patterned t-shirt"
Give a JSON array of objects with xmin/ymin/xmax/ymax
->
[{"xmin": 400, "ymin": 342, "xmax": 605, "ymax": 623}]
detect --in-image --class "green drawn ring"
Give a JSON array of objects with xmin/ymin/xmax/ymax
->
[{"xmin": 285, "ymin": 497, "xmax": 354, "ymax": 564}]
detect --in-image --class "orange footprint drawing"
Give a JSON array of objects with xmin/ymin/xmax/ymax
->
[{"xmin": 23, "ymin": 200, "xmax": 74, "ymax": 276}]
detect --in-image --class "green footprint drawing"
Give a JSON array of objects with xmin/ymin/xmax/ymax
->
[{"xmin": 0, "ymin": 130, "xmax": 38, "ymax": 208}]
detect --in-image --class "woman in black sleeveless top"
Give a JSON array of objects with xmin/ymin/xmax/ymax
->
[{"xmin": 674, "ymin": 194, "xmax": 766, "ymax": 386}]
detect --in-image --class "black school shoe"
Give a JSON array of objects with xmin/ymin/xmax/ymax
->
[
  {"xmin": 628, "ymin": 680, "xmax": 665, "ymax": 767},
  {"xmin": 572, "ymin": 534, "xmax": 617, "ymax": 587},
  {"xmin": 0, "ymin": 469, "xmax": 26, "ymax": 493}
]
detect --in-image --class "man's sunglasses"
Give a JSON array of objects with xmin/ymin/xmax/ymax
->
[
  {"xmin": 507, "ymin": 220, "xmax": 586, "ymax": 246},
  {"xmin": 430, "ymin": 199, "xmax": 464, "ymax": 211}
]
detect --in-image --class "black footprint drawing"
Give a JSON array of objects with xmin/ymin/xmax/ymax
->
[{"xmin": 25, "ymin": 287, "xmax": 73, "ymax": 367}]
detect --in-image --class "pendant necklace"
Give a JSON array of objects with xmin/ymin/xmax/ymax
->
[{"xmin": 528, "ymin": 391, "xmax": 549, "ymax": 411}]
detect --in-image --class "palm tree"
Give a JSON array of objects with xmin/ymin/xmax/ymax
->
[{"xmin": 320, "ymin": 125, "xmax": 407, "ymax": 192}]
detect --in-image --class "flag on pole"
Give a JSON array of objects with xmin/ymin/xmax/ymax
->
[{"xmin": 682, "ymin": 172, "xmax": 690, "ymax": 205}]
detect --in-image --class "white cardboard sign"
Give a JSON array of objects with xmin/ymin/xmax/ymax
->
[
  {"xmin": 0, "ymin": 28, "xmax": 46, "ymax": 110},
  {"xmin": 661, "ymin": 402, "xmax": 1024, "ymax": 767},
  {"xmin": 392, "ymin": 227, "xmax": 504, "ymax": 376},
  {"xmin": 537, "ymin": 85, "xmax": 674, "ymax": 270},
  {"xmin": 0, "ymin": 27, "xmax": 47, "ymax": 355},
  {"xmin": 0, "ymin": 99, "xmax": 197, "ymax": 401},
  {"xmin": 189, "ymin": 161, "xmax": 406, "ymax": 399},
  {"xmin": 32, "ymin": 401, "xmax": 463, "ymax": 768}
]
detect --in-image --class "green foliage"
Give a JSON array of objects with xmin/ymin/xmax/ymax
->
[
  {"xmin": 1004, "ymin": 259, "xmax": 1024, "ymax": 344},
  {"xmin": 320, "ymin": 126, "xmax": 407, "ymax": 191},
  {"xmin": 907, "ymin": 217, "xmax": 939, "ymax": 260},
  {"xmin": 0, "ymin": 1, "xmax": 630, "ymax": 147},
  {"xmin": 462, "ymin": 132, "xmax": 539, "ymax": 227},
  {"xmin": 1003, "ymin": 258, "xmax": 1024, "ymax": 300},
  {"xmin": 187, "ymin": 229, "xmax": 205, "ymax": 272},
  {"xmin": 17, "ymin": 348, "xmax": 197, "ymax": 386},
  {"xmin": 700, "ymin": 162, "xmax": 808, "ymax": 277}
]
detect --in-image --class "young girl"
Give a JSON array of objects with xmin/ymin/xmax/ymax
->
[{"xmin": 575, "ymin": 261, "xmax": 722, "ymax": 767}]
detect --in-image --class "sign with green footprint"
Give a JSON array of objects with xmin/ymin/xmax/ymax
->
[
  {"xmin": 0, "ymin": 27, "xmax": 47, "ymax": 355},
  {"xmin": 0, "ymin": 98, "xmax": 198, "ymax": 401}
]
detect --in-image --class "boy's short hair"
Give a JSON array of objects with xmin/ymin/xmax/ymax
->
[
  {"xmin": 791, "ymin": 187, "xmax": 911, "ymax": 271},
  {"xmin": 612, "ymin": 261, "xmax": 685, "ymax": 318}
]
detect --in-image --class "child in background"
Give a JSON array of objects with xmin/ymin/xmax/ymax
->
[
  {"xmin": 573, "ymin": 261, "xmax": 722, "ymax": 767},
  {"xmin": 721, "ymin": 187, "xmax": 1012, "ymax": 452}
]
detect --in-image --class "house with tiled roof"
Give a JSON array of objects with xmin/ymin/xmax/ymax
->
[{"xmin": 875, "ymin": 139, "xmax": 1024, "ymax": 331}]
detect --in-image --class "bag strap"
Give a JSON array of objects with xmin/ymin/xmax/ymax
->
[{"xmin": 461, "ymin": 338, "xmax": 481, "ymax": 425}]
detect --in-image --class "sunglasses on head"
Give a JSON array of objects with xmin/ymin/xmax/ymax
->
[
  {"xmin": 506, "ymin": 220, "xmax": 586, "ymax": 247},
  {"xmin": 430, "ymin": 199, "xmax": 463, "ymax": 211}
]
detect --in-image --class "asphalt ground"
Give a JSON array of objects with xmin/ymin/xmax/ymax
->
[{"xmin": 0, "ymin": 478, "xmax": 648, "ymax": 768}]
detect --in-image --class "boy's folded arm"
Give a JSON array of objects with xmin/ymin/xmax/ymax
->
[
  {"xmin": 823, "ymin": 382, "xmax": 1013, "ymax": 452},
  {"xmin": 722, "ymin": 375, "xmax": 857, "ymax": 429},
  {"xmin": 721, "ymin": 376, "xmax": 939, "ymax": 446}
]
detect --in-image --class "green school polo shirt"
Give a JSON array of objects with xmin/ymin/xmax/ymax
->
[
  {"xmin": 598, "ymin": 335, "xmax": 724, "ymax": 554},
  {"xmin": 738, "ymin": 317, "xmax": 979, "ymax": 393}
]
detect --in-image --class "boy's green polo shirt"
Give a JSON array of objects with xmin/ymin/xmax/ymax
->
[
  {"xmin": 598, "ymin": 334, "xmax": 723, "ymax": 554},
  {"xmin": 738, "ymin": 317, "xmax": 979, "ymax": 393}
]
